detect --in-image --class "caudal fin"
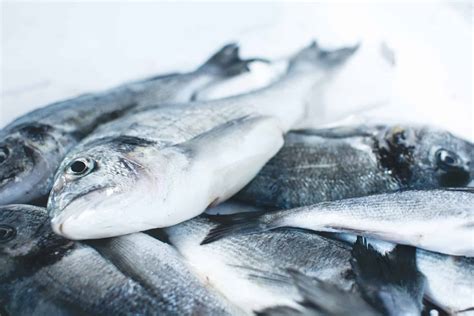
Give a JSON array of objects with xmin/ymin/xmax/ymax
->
[
  {"xmin": 350, "ymin": 237, "xmax": 426, "ymax": 315},
  {"xmin": 257, "ymin": 269, "xmax": 378, "ymax": 316},
  {"xmin": 199, "ymin": 43, "xmax": 268, "ymax": 77},
  {"xmin": 288, "ymin": 41, "xmax": 360, "ymax": 73},
  {"xmin": 200, "ymin": 211, "xmax": 272, "ymax": 245}
]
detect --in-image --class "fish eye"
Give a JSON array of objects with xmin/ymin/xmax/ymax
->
[
  {"xmin": 435, "ymin": 149, "xmax": 462, "ymax": 171},
  {"xmin": 66, "ymin": 158, "xmax": 96, "ymax": 176},
  {"xmin": 0, "ymin": 147, "xmax": 10, "ymax": 164},
  {"xmin": 0, "ymin": 225, "xmax": 16, "ymax": 242}
]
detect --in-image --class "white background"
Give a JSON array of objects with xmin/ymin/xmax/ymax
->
[{"xmin": 1, "ymin": 1, "xmax": 472, "ymax": 141}]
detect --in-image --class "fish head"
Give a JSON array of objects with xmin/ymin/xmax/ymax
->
[
  {"xmin": 411, "ymin": 126, "xmax": 473, "ymax": 188},
  {"xmin": 0, "ymin": 124, "xmax": 71, "ymax": 204},
  {"xmin": 0, "ymin": 204, "xmax": 50, "ymax": 257},
  {"xmin": 378, "ymin": 125, "xmax": 473, "ymax": 188},
  {"xmin": 48, "ymin": 136, "xmax": 165, "ymax": 240}
]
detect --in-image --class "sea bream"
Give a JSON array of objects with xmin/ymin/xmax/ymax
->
[
  {"xmin": 237, "ymin": 124, "xmax": 474, "ymax": 209},
  {"xmin": 88, "ymin": 233, "xmax": 240, "ymax": 315},
  {"xmin": 0, "ymin": 43, "xmax": 255, "ymax": 205},
  {"xmin": 203, "ymin": 188, "xmax": 474, "ymax": 257},
  {"xmin": 164, "ymin": 213, "xmax": 355, "ymax": 314},
  {"xmin": 0, "ymin": 205, "xmax": 164, "ymax": 315},
  {"xmin": 47, "ymin": 41, "xmax": 359, "ymax": 240}
]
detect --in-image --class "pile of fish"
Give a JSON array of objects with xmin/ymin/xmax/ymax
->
[{"xmin": 0, "ymin": 41, "xmax": 473, "ymax": 316}]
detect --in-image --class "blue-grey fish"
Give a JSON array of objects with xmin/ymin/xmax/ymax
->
[
  {"xmin": 203, "ymin": 188, "xmax": 474, "ymax": 256},
  {"xmin": 164, "ymin": 212, "xmax": 355, "ymax": 314},
  {"xmin": 0, "ymin": 43, "xmax": 254, "ymax": 205},
  {"xmin": 237, "ymin": 125, "xmax": 474, "ymax": 209},
  {"xmin": 0, "ymin": 204, "xmax": 237, "ymax": 315},
  {"xmin": 88, "ymin": 233, "xmax": 240, "ymax": 315},
  {"xmin": 326, "ymin": 233, "xmax": 474, "ymax": 314},
  {"xmin": 47, "ymin": 41, "xmax": 359, "ymax": 240},
  {"xmin": 256, "ymin": 270, "xmax": 378, "ymax": 316}
]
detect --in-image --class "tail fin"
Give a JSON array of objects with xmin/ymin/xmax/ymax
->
[
  {"xmin": 200, "ymin": 211, "xmax": 272, "ymax": 245},
  {"xmin": 288, "ymin": 41, "xmax": 360, "ymax": 73},
  {"xmin": 257, "ymin": 269, "xmax": 378, "ymax": 316},
  {"xmin": 199, "ymin": 43, "xmax": 268, "ymax": 77},
  {"xmin": 350, "ymin": 237, "xmax": 426, "ymax": 315}
]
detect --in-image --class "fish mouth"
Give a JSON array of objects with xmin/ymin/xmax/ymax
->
[{"xmin": 50, "ymin": 185, "xmax": 112, "ymax": 238}]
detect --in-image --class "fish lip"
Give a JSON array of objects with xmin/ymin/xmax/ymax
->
[{"xmin": 50, "ymin": 185, "xmax": 112, "ymax": 231}]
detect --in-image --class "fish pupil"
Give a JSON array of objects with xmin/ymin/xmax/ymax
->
[{"xmin": 70, "ymin": 161, "xmax": 87, "ymax": 173}]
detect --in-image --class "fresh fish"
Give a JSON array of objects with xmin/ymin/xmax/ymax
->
[
  {"xmin": 237, "ymin": 124, "xmax": 474, "ymax": 209},
  {"xmin": 325, "ymin": 233, "xmax": 474, "ymax": 315},
  {"xmin": 88, "ymin": 233, "xmax": 239, "ymax": 315},
  {"xmin": 47, "ymin": 41, "xmax": 359, "ymax": 240},
  {"xmin": 203, "ymin": 188, "xmax": 474, "ymax": 256},
  {"xmin": 0, "ymin": 43, "xmax": 255, "ymax": 205},
  {"xmin": 164, "ymin": 213, "xmax": 355, "ymax": 314},
  {"xmin": 257, "ymin": 270, "xmax": 378, "ymax": 316},
  {"xmin": 0, "ymin": 205, "xmax": 167, "ymax": 315},
  {"xmin": 417, "ymin": 249, "xmax": 474, "ymax": 315},
  {"xmin": 350, "ymin": 237, "xmax": 425, "ymax": 316}
]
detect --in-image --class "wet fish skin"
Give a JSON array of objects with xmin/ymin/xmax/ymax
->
[
  {"xmin": 256, "ymin": 269, "xmax": 379, "ymax": 316},
  {"xmin": 0, "ymin": 43, "xmax": 254, "ymax": 205},
  {"xmin": 0, "ymin": 205, "xmax": 177, "ymax": 315},
  {"xmin": 323, "ymin": 232, "xmax": 474, "ymax": 315},
  {"xmin": 416, "ymin": 249, "xmax": 474, "ymax": 314},
  {"xmin": 203, "ymin": 188, "xmax": 474, "ymax": 256},
  {"xmin": 350, "ymin": 237, "xmax": 425, "ymax": 316},
  {"xmin": 237, "ymin": 124, "xmax": 474, "ymax": 209},
  {"xmin": 48, "ymin": 41, "xmax": 359, "ymax": 240},
  {"xmin": 89, "ymin": 233, "xmax": 239, "ymax": 315},
  {"xmin": 164, "ymin": 213, "xmax": 355, "ymax": 314}
]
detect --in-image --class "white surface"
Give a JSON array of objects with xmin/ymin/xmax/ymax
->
[{"xmin": 1, "ymin": 1, "xmax": 472, "ymax": 140}]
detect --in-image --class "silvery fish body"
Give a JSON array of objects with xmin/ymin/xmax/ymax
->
[
  {"xmin": 0, "ymin": 44, "xmax": 253, "ymax": 205},
  {"xmin": 0, "ymin": 205, "xmax": 166, "ymax": 315},
  {"xmin": 164, "ymin": 214, "xmax": 355, "ymax": 314},
  {"xmin": 47, "ymin": 42, "xmax": 359, "ymax": 240},
  {"xmin": 237, "ymin": 125, "xmax": 474, "ymax": 209},
  {"xmin": 89, "ymin": 233, "xmax": 239, "ymax": 315},
  {"xmin": 204, "ymin": 189, "xmax": 474, "ymax": 257}
]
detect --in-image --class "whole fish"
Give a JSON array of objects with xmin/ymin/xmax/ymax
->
[
  {"xmin": 203, "ymin": 188, "xmax": 474, "ymax": 256},
  {"xmin": 0, "ymin": 43, "xmax": 254, "ymax": 205},
  {"xmin": 164, "ymin": 213, "xmax": 355, "ymax": 314},
  {"xmin": 350, "ymin": 237, "xmax": 425, "ymax": 316},
  {"xmin": 47, "ymin": 41, "xmax": 359, "ymax": 240},
  {"xmin": 0, "ymin": 205, "xmax": 167, "ymax": 315},
  {"xmin": 257, "ymin": 269, "xmax": 378, "ymax": 316},
  {"xmin": 325, "ymin": 233, "xmax": 474, "ymax": 315},
  {"xmin": 89, "ymin": 233, "xmax": 239, "ymax": 315},
  {"xmin": 237, "ymin": 125, "xmax": 474, "ymax": 209}
]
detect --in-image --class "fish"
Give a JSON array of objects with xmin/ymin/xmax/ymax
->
[
  {"xmin": 350, "ymin": 237, "xmax": 425, "ymax": 316},
  {"xmin": 47, "ymin": 41, "xmax": 359, "ymax": 240},
  {"xmin": 323, "ymin": 233, "xmax": 474, "ymax": 315},
  {"xmin": 164, "ymin": 213, "xmax": 355, "ymax": 314},
  {"xmin": 236, "ymin": 124, "xmax": 474, "ymax": 209},
  {"xmin": 0, "ymin": 43, "xmax": 256, "ymax": 205},
  {"xmin": 88, "ymin": 233, "xmax": 239, "ymax": 315},
  {"xmin": 202, "ymin": 188, "xmax": 474, "ymax": 256},
  {"xmin": 256, "ymin": 270, "xmax": 379, "ymax": 316},
  {"xmin": 0, "ymin": 205, "xmax": 170, "ymax": 315}
]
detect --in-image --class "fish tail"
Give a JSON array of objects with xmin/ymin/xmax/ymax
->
[
  {"xmin": 200, "ymin": 211, "xmax": 273, "ymax": 245},
  {"xmin": 288, "ymin": 40, "xmax": 360, "ymax": 73},
  {"xmin": 199, "ymin": 43, "xmax": 268, "ymax": 77},
  {"xmin": 350, "ymin": 237, "xmax": 426, "ymax": 314}
]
